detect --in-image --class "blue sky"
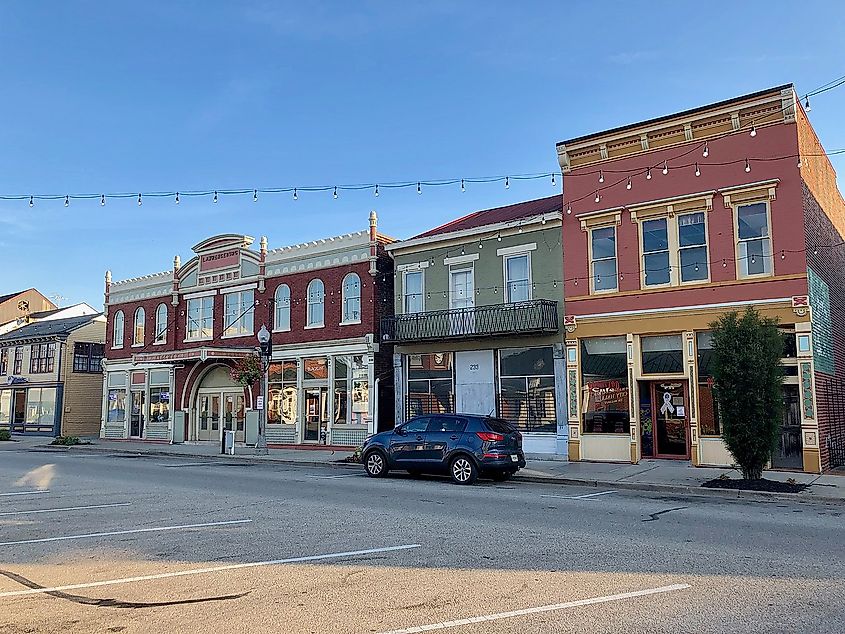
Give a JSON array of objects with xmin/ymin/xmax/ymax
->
[{"xmin": 1, "ymin": 1, "xmax": 844, "ymax": 307}]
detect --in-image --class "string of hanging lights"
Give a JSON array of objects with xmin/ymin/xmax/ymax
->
[{"xmin": 5, "ymin": 76, "xmax": 843, "ymax": 209}]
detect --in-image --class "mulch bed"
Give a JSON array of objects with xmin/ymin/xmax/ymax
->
[{"xmin": 701, "ymin": 478, "xmax": 808, "ymax": 493}]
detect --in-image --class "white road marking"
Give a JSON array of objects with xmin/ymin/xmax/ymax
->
[
  {"xmin": 0, "ymin": 491, "xmax": 49, "ymax": 498},
  {"xmin": 0, "ymin": 519, "xmax": 252, "ymax": 547},
  {"xmin": 0, "ymin": 543, "xmax": 422, "ymax": 598},
  {"xmin": 307, "ymin": 473, "xmax": 361, "ymax": 479},
  {"xmin": 0, "ymin": 503, "xmax": 132, "ymax": 517},
  {"xmin": 541, "ymin": 490, "xmax": 616, "ymax": 500},
  {"xmin": 379, "ymin": 583, "xmax": 691, "ymax": 633}
]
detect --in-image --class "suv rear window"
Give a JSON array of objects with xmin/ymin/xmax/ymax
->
[
  {"xmin": 483, "ymin": 418, "xmax": 515, "ymax": 434},
  {"xmin": 426, "ymin": 416, "xmax": 467, "ymax": 433}
]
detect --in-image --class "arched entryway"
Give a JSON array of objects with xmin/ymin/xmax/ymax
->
[{"xmin": 191, "ymin": 364, "xmax": 251, "ymax": 442}]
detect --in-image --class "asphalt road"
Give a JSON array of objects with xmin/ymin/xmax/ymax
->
[{"xmin": 0, "ymin": 444, "xmax": 843, "ymax": 634}]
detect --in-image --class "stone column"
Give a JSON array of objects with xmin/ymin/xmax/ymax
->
[{"xmin": 393, "ymin": 352, "xmax": 404, "ymax": 427}]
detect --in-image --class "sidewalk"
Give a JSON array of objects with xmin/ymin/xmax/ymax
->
[{"xmin": 8, "ymin": 436, "xmax": 843, "ymax": 503}]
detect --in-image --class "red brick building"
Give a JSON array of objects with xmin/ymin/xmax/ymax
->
[
  {"xmin": 101, "ymin": 212, "xmax": 394, "ymax": 447},
  {"xmin": 558, "ymin": 84, "xmax": 845, "ymax": 473}
]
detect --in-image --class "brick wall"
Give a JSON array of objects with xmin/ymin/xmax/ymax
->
[
  {"xmin": 106, "ymin": 259, "xmax": 389, "ymax": 360},
  {"xmin": 803, "ymin": 181, "xmax": 845, "ymax": 470}
]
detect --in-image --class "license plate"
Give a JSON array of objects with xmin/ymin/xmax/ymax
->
[{"xmin": 510, "ymin": 455, "xmax": 518, "ymax": 462}]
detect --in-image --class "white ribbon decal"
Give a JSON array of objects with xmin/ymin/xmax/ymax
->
[{"xmin": 660, "ymin": 391, "xmax": 675, "ymax": 415}]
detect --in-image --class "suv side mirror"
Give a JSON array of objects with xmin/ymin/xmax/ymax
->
[{"xmin": 394, "ymin": 426, "xmax": 406, "ymax": 436}]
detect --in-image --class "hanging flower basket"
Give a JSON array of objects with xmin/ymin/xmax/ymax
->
[{"xmin": 231, "ymin": 354, "xmax": 263, "ymax": 387}]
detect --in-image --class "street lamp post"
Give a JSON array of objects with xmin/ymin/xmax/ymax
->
[{"xmin": 256, "ymin": 324, "xmax": 272, "ymax": 455}]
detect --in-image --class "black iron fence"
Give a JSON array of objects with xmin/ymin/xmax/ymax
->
[
  {"xmin": 822, "ymin": 378, "xmax": 845, "ymax": 468},
  {"xmin": 382, "ymin": 299, "xmax": 559, "ymax": 343}
]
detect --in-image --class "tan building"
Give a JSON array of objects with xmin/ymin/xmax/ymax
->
[
  {"xmin": 0, "ymin": 314, "xmax": 106, "ymax": 437},
  {"xmin": 0, "ymin": 289, "xmax": 56, "ymax": 329}
]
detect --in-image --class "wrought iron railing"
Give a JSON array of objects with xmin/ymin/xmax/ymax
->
[{"xmin": 382, "ymin": 299, "xmax": 558, "ymax": 343}]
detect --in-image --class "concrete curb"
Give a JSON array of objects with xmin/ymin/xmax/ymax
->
[{"xmin": 38, "ymin": 443, "xmax": 843, "ymax": 505}]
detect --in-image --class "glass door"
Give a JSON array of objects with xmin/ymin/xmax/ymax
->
[
  {"xmin": 130, "ymin": 390, "xmax": 145, "ymax": 438},
  {"xmin": 197, "ymin": 394, "xmax": 221, "ymax": 442},
  {"xmin": 223, "ymin": 393, "xmax": 246, "ymax": 443},
  {"xmin": 12, "ymin": 390, "xmax": 26, "ymax": 433},
  {"xmin": 303, "ymin": 387, "xmax": 328, "ymax": 442},
  {"xmin": 772, "ymin": 384, "xmax": 803, "ymax": 469},
  {"xmin": 651, "ymin": 382, "xmax": 689, "ymax": 458}
]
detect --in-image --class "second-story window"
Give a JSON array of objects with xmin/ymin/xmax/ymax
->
[
  {"xmin": 678, "ymin": 212, "xmax": 708, "ymax": 282},
  {"xmin": 73, "ymin": 342, "xmax": 105, "ymax": 373},
  {"xmin": 224, "ymin": 290, "xmax": 254, "ymax": 337},
  {"xmin": 13, "ymin": 347, "xmax": 23, "ymax": 374},
  {"xmin": 590, "ymin": 226, "xmax": 617, "ymax": 292},
  {"xmin": 306, "ymin": 279, "xmax": 324, "ymax": 327},
  {"xmin": 505, "ymin": 254, "xmax": 531, "ymax": 303},
  {"xmin": 0, "ymin": 348, "xmax": 7, "ymax": 375},
  {"xmin": 274, "ymin": 284, "xmax": 291, "ymax": 331},
  {"xmin": 30, "ymin": 343, "xmax": 56, "ymax": 374},
  {"xmin": 342, "ymin": 273, "xmax": 361, "ymax": 323},
  {"xmin": 187, "ymin": 296, "xmax": 214, "ymax": 340},
  {"xmin": 154, "ymin": 303, "xmax": 167, "ymax": 343},
  {"xmin": 403, "ymin": 271, "xmax": 423, "ymax": 313},
  {"xmin": 112, "ymin": 310, "xmax": 124, "ymax": 348},
  {"xmin": 736, "ymin": 202, "xmax": 772, "ymax": 278},
  {"xmin": 642, "ymin": 218, "xmax": 670, "ymax": 287},
  {"xmin": 133, "ymin": 307, "xmax": 145, "ymax": 346}
]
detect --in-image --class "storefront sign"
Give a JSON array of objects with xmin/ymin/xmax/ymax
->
[
  {"xmin": 585, "ymin": 380, "xmax": 628, "ymax": 411},
  {"xmin": 200, "ymin": 249, "xmax": 240, "ymax": 272},
  {"xmin": 6, "ymin": 376, "xmax": 27, "ymax": 385}
]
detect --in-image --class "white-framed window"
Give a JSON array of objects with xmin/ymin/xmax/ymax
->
[
  {"xmin": 112, "ymin": 310, "xmax": 124, "ymax": 349},
  {"xmin": 223, "ymin": 290, "xmax": 254, "ymax": 337},
  {"xmin": 678, "ymin": 211, "xmax": 708, "ymax": 282},
  {"xmin": 187, "ymin": 296, "xmax": 214, "ymax": 340},
  {"xmin": 341, "ymin": 273, "xmax": 361, "ymax": 323},
  {"xmin": 504, "ymin": 253, "xmax": 531, "ymax": 303},
  {"xmin": 736, "ymin": 202, "xmax": 773, "ymax": 278},
  {"xmin": 403, "ymin": 270, "xmax": 423, "ymax": 314},
  {"xmin": 642, "ymin": 218, "xmax": 670, "ymax": 287},
  {"xmin": 590, "ymin": 226, "xmax": 618, "ymax": 292},
  {"xmin": 306, "ymin": 279, "xmax": 325, "ymax": 327},
  {"xmin": 133, "ymin": 307, "xmax": 145, "ymax": 346},
  {"xmin": 274, "ymin": 284, "xmax": 291, "ymax": 331},
  {"xmin": 154, "ymin": 303, "xmax": 167, "ymax": 344},
  {"xmin": 638, "ymin": 211, "xmax": 710, "ymax": 288}
]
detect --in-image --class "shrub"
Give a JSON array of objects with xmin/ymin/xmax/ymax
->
[
  {"xmin": 0, "ymin": 429, "xmax": 11, "ymax": 441},
  {"xmin": 710, "ymin": 307, "xmax": 784, "ymax": 480},
  {"xmin": 50, "ymin": 436, "xmax": 82, "ymax": 446}
]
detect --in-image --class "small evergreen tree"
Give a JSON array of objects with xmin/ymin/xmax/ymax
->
[{"xmin": 710, "ymin": 307, "xmax": 784, "ymax": 480}]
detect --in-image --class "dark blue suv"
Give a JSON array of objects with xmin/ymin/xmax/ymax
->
[{"xmin": 361, "ymin": 414, "xmax": 525, "ymax": 484}]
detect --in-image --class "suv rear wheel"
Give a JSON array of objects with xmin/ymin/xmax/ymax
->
[
  {"xmin": 449, "ymin": 455, "xmax": 478, "ymax": 485},
  {"xmin": 364, "ymin": 450, "xmax": 388, "ymax": 478}
]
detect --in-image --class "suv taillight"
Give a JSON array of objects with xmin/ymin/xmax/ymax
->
[{"xmin": 476, "ymin": 431, "xmax": 504, "ymax": 442}]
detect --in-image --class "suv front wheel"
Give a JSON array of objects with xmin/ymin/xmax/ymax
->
[
  {"xmin": 364, "ymin": 450, "xmax": 389, "ymax": 478},
  {"xmin": 449, "ymin": 455, "xmax": 478, "ymax": 485}
]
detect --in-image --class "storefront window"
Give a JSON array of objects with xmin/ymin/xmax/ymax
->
[
  {"xmin": 107, "ymin": 389, "xmax": 126, "ymax": 423},
  {"xmin": 304, "ymin": 358, "xmax": 328, "ymax": 380},
  {"xmin": 0, "ymin": 391, "xmax": 11, "ymax": 426},
  {"xmin": 407, "ymin": 353, "xmax": 454, "ymax": 417},
  {"xmin": 334, "ymin": 357, "xmax": 349, "ymax": 425},
  {"xmin": 25, "ymin": 388, "xmax": 57, "ymax": 425},
  {"xmin": 696, "ymin": 331, "xmax": 720, "ymax": 436},
  {"xmin": 498, "ymin": 347, "xmax": 556, "ymax": 433},
  {"xmin": 580, "ymin": 337, "xmax": 630, "ymax": 434},
  {"xmin": 641, "ymin": 334, "xmax": 683, "ymax": 374},
  {"xmin": 268, "ymin": 360, "xmax": 297, "ymax": 424},
  {"xmin": 149, "ymin": 387, "xmax": 170, "ymax": 423}
]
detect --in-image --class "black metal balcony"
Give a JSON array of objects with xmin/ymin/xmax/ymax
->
[{"xmin": 381, "ymin": 299, "xmax": 559, "ymax": 343}]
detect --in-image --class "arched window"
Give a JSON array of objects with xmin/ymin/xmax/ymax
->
[
  {"xmin": 133, "ymin": 307, "xmax": 145, "ymax": 346},
  {"xmin": 274, "ymin": 284, "xmax": 291, "ymax": 331},
  {"xmin": 113, "ymin": 310, "xmax": 124, "ymax": 348},
  {"xmin": 306, "ymin": 279, "xmax": 324, "ymax": 327},
  {"xmin": 154, "ymin": 303, "xmax": 167, "ymax": 343},
  {"xmin": 342, "ymin": 273, "xmax": 361, "ymax": 323}
]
